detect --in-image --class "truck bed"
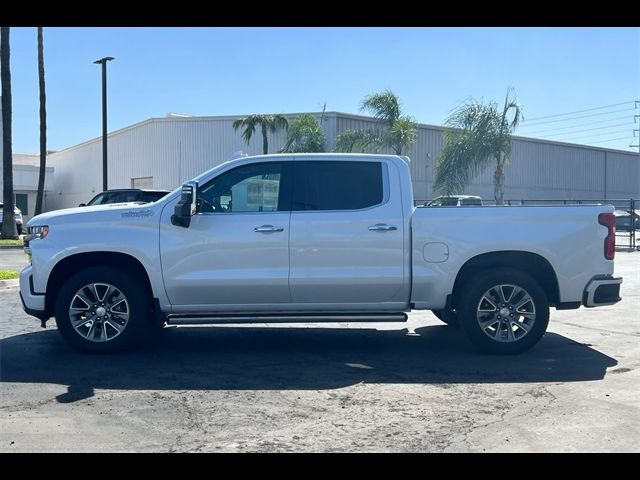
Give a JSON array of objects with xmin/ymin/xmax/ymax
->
[{"xmin": 410, "ymin": 204, "xmax": 614, "ymax": 309}]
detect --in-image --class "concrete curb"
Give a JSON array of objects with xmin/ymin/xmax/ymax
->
[
  {"xmin": 0, "ymin": 278, "xmax": 19, "ymax": 288},
  {"xmin": 0, "ymin": 245, "xmax": 24, "ymax": 250}
]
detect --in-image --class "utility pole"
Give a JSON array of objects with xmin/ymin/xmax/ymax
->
[
  {"xmin": 93, "ymin": 56, "xmax": 114, "ymax": 191},
  {"xmin": 630, "ymin": 102, "xmax": 639, "ymax": 153}
]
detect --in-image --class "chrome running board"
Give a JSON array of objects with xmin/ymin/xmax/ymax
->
[{"xmin": 167, "ymin": 312, "xmax": 408, "ymax": 325}]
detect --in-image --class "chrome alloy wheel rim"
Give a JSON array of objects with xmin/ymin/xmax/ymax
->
[
  {"xmin": 476, "ymin": 284, "xmax": 536, "ymax": 343},
  {"xmin": 68, "ymin": 283, "xmax": 130, "ymax": 342}
]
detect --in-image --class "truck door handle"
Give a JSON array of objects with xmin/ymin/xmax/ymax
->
[
  {"xmin": 254, "ymin": 225, "xmax": 284, "ymax": 233},
  {"xmin": 368, "ymin": 223, "xmax": 397, "ymax": 231}
]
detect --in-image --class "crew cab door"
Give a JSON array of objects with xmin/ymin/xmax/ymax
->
[
  {"xmin": 160, "ymin": 161, "xmax": 292, "ymax": 309},
  {"xmin": 288, "ymin": 159, "xmax": 407, "ymax": 308}
]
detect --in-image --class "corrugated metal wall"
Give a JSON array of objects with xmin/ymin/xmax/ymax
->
[
  {"xmin": 606, "ymin": 151, "xmax": 640, "ymax": 198},
  {"xmin": 48, "ymin": 113, "xmax": 640, "ymax": 210},
  {"xmin": 48, "ymin": 117, "xmax": 291, "ymax": 210},
  {"xmin": 47, "ymin": 137, "xmax": 103, "ymax": 210},
  {"xmin": 463, "ymin": 139, "xmax": 607, "ymax": 200},
  {"xmin": 458, "ymin": 139, "xmax": 640, "ymax": 202}
]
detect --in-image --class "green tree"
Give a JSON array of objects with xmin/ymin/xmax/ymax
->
[
  {"xmin": 281, "ymin": 114, "xmax": 325, "ymax": 153},
  {"xmin": 34, "ymin": 27, "xmax": 47, "ymax": 216},
  {"xmin": 232, "ymin": 114, "xmax": 288, "ymax": 155},
  {"xmin": 1, "ymin": 27, "xmax": 18, "ymax": 239},
  {"xmin": 433, "ymin": 89, "xmax": 523, "ymax": 205},
  {"xmin": 334, "ymin": 90, "xmax": 417, "ymax": 155}
]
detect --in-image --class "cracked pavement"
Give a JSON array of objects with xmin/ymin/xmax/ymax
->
[{"xmin": 1, "ymin": 251, "xmax": 638, "ymax": 452}]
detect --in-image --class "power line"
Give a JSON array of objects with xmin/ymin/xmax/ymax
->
[
  {"xmin": 525, "ymin": 101, "xmax": 635, "ymax": 121},
  {"xmin": 521, "ymin": 108, "xmax": 637, "ymax": 127},
  {"xmin": 534, "ymin": 123, "xmax": 631, "ymax": 138},
  {"xmin": 581, "ymin": 136, "xmax": 634, "ymax": 146},
  {"xmin": 560, "ymin": 130, "xmax": 632, "ymax": 141},
  {"xmin": 524, "ymin": 116, "xmax": 632, "ymax": 135}
]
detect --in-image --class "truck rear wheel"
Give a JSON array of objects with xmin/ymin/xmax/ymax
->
[
  {"xmin": 54, "ymin": 266, "xmax": 150, "ymax": 353},
  {"xmin": 456, "ymin": 268, "xmax": 549, "ymax": 355}
]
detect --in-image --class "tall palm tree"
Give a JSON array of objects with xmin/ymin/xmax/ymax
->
[
  {"xmin": 34, "ymin": 27, "xmax": 46, "ymax": 216},
  {"xmin": 281, "ymin": 114, "xmax": 325, "ymax": 153},
  {"xmin": 1, "ymin": 27, "xmax": 18, "ymax": 239},
  {"xmin": 334, "ymin": 90, "xmax": 417, "ymax": 155},
  {"xmin": 433, "ymin": 89, "xmax": 523, "ymax": 205},
  {"xmin": 232, "ymin": 114, "xmax": 288, "ymax": 155},
  {"xmin": 361, "ymin": 89, "xmax": 401, "ymax": 126}
]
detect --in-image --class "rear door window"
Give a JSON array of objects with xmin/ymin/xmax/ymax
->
[{"xmin": 292, "ymin": 161, "xmax": 383, "ymax": 211}]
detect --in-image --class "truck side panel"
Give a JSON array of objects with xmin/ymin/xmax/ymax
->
[
  {"xmin": 25, "ymin": 204, "xmax": 170, "ymax": 311},
  {"xmin": 410, "ymin": 205, "xmax": 614, "ymax": 309}
]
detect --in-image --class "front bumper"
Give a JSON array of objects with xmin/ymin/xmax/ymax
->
[
  {"xmin": 19, "ymin": 265, "xmax": 48, "ymax": 320},
  {"xmin": 583, "ymin": 275, "xmax": 622, "ymax": 307}
]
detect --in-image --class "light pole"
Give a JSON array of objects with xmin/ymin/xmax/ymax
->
[{"xmin": 93, "ymin": 56, "xmax": 114, "ymax": 192}]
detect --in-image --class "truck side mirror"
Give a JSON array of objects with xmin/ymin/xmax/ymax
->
[
  {"xmin": 171, "ymin": 181, "xmax": 198, "ymax": 228},
  {"xmin": 78, "ymin": 203, "xmax": 86, "ymax": 207}
]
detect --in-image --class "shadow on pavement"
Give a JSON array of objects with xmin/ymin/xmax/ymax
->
[{"xmin": 0, "ymin": 324, "xmax": 616, "ymax": 401}]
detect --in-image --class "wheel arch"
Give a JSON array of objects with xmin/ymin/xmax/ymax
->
[
  {"xmin": 45, "ymin": 251, "xmax": 154, "ymax": 317},
  {"xmin": 451, "ymin": 251, "xmax": 559, "ymax": 309}
]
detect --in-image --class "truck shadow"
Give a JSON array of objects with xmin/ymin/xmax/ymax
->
[{"xmin": 0, "ymin": 324, "xmax": 616, "ymax": 402}]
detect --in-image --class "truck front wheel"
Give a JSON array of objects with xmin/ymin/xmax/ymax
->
[
  {"xmin": 456, "ymin": 268, "xmax": 549, "ymax": 355},
  {"xmin": 54, "ymin": 266, "xmax": 150, "ymax": 353}
]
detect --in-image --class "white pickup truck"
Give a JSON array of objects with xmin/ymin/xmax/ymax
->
[{"xmin": 20, "ymin": 153, "xmax": 622, "ymax": 354}]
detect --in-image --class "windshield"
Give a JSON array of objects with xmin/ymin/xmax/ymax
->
[{"xmin": 87, "ymin": 192, "xmax": 116, "ymax": 206}]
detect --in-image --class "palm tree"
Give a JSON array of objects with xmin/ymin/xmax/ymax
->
[
  {"xmin": 1, "ymin": 27, "xmax": 18, "ymax": 239},
  {"xmin": 387, "ymin": 117, "xmax": 419, "ymax": 156},
  {"xmin": 232, "ymin": 114, "xmax": 288, "ymax": 155},
  {"xmin": 361, "ymin": 89, "xmax": 401, "ymax": 125},
  {"xmin": 334, "ymin": 90, "xmax": 417, "ymax": 155},
  {"xmin": 281, "ymin": 114, "xmax": 325, "ymax": 153},
  {"xmin": 433, "ymin": 89, "xmax": 523, "ymax": 205},
  {"xmin": 34, "ymin": 27, "xmax": 46, "ymax": 216}
]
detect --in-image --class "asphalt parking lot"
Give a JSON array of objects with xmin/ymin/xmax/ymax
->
[{"xmin": 1, "ymin": 250, "xmax": 638, "ymax": 452}]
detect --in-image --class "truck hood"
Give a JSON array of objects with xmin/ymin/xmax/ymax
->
[{"xmin": 27, "ymin": 202, "xmax": 160, "ymax": 227}]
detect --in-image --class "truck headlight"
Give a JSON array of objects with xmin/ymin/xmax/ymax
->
[
  {"xmin": 24, "ymin": 226, "xmax": 48, "ymax": 263},
  {"xmin": 27, "ymin": 225, "xmax": 49, "ymax": 239}
]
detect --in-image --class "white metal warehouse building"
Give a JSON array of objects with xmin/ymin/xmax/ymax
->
[{"xmin": 44, "ymin": 111, "xmax": 640, "ymax": 211}]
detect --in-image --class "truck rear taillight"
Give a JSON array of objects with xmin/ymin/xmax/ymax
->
[{"xmin": 598, "ymin": 213, "xmax": 615, "ymax": 260}]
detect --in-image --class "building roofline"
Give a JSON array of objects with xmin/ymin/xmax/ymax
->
[
  {"xmin": 47, "ymin": 111, "xmax": 639, "ymax": 158},
  {"xmin": 47, "ymin": 118, "xmax": 156, "ymax": 157},
  {"xmin": 327, "ymin": 111, "xmax": 638, "ymax": 155},
  {"xmin": 510, "ymin": 133, "xmax": 639, "ymax": 155}
]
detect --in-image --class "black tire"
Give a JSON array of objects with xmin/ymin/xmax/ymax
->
[
  {"xmin": 55, "ymin": 266, "xmax": 151, "ymax": 353},
  {"xmin": 456, "ymin": 268, "xmax": 549, "ymax": 355},
  {"xmin": 431, "ymin": 309, "xmax": 459, "ymax": 328}
]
